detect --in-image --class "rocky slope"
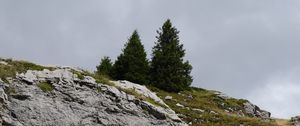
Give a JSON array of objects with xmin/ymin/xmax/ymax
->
[
  {"xmin": 290, "ymin": 116, "xmax": 300, "ymax": 126},
  {"xmin": 0, "ymin": 67, "xmax": 187, "ymax": 126},
  {"xmin": 0, "ymin": 59, "xmax": 290, "ymax": 126},
  {"xmin": 153, "ymin": 86, "xmax": 277, "ymax": 126}
]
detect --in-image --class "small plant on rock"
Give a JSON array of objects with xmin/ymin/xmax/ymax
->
[{"xmin": 37, "ymin": 81, "xmax": 53, "ymax": 92}]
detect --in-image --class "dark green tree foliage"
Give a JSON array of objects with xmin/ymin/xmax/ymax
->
[
  {"xmin": 96, "ymin": 56, "xmax": 113, "ymax": 77},
  {"xmin": 150, "ymin": 19, "xmax": 193, "ymax": 92},
  {"xmin": 112, "ymin": 30, "xmax": 149, "ymax": 84}
]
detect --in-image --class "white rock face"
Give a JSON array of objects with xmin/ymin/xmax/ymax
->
[
  {"xmin": 113, "ymin": 80, "xmax": 184, "ymax": 123},
  {"xmin": 0, "ymin": 69, "xmax": 187, "ymax": 126},
  {"xmin": 17, "ymin": 69, "xmax": 76, "ymax": 84},
  {"xmin": 113, "ymin": 80, "xmax": 166, "ymax": 105}
]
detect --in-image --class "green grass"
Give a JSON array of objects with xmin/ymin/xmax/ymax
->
[
  {"xmin": 71, "ymin": 69, "xmax": 85, "ymax": 80},
  {"xmin": 94, "ymin": 74, "xmax": 115, "ymax": 86},
  {"xmin": 150, "ymin": 86, "xmax": 278, "ymax": 126},
  {"xmin": 0, "ymin": 58, "xmax": 51, "ymax": 82},
  {"xmin": 77, "ymin": 74, "xmax": 84, "ymax": 80},
  {"xmin": 37, "ymin": 81, "xmax": 53, "ymax": 92},
  {"xmin": 145, "ymin": 97, "xmax": 168, "ymax": 109},
  {"xmin": 0, "ymin": 63, "xmax": 17, "ymax": 82},
  {"xmin": 70, "ymin": 69, "xmax": 116, "ymax": 86}
]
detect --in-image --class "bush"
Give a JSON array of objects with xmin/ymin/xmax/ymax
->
[
  {"xmin": 96, "ymin": 56, "xmax": 113, "ymax": 77},
  {"xmin": 37, "ymin": 81, "xmax": 53, "ymax": 92}
]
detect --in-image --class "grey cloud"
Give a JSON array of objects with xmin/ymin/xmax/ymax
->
[{"xmin": 1, "ymin": 0, "xmax": 300, "ymax": 118}]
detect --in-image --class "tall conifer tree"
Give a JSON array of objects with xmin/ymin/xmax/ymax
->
[
  {"xmin": 150, "ymin": 19, "xmax": 193, "ymax": 92},
  {"xmin": 112, "ymin": 30, "xmax": 149, "ymax": 84}
]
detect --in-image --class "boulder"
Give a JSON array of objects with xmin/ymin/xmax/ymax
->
[
  {"xmin": 17, "ymin": 69, "xmax": 76, "ymax": 84},
  {"xmin": 187, "ymin": 95, "xmax": 193, "ymax": 99},
  {"xmin": 113, "ymin": 80, "xmax": 167, "ymax": 106},
  {"xmin": 165, "ymin": 96, "xmax": 173, "ymax": 100},
  {"xmin": 243, "ymin": 102, "xmax": 271, "ymax": 119},
  {"xmin": 192, "ymin": 108, "xmax": 205, "ymax": 113},
  {"xmin": 176, "ymin": 103, "xmax": 184, "ymax": 108}
]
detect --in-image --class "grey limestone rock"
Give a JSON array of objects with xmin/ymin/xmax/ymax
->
[
  {"xmin": 164, "ymin": 96, "xmax": 173, "ymax": 100},
  {"xmin": 0, "ymin": 69, "xmax": 187, "ymax": 126},
  {"xmin": 243, "ymin": 102, "xmax": 271, "ymax": 119}
]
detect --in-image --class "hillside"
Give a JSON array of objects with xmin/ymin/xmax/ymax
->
[{"xmin": 0, "ymin": 58, "xmax": 292, "ymax": 126}]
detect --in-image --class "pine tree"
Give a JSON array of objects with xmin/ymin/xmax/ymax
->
[
  {"xmin": 112, "ymin": 30, "xmax": 150, "ymax": 84},
  {"xmin": 96, "ymin": 56, "xmax": 113, "ymax": 77},
  {"xmin": 150, "ymin": 19, "xmax": 193, "ymax": 92}
]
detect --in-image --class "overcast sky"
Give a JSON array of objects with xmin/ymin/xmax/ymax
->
[{"xmin": 1, "ymin": 0, "xmax": 300, "ymax": 118}]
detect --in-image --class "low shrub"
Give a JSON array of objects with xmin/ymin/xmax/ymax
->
[{"xmin": 37, "ymin": 81, "xmax": 53, "ymax": 92}]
